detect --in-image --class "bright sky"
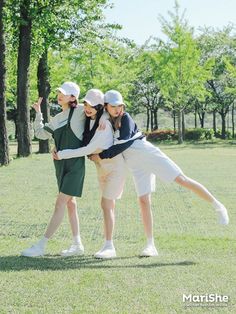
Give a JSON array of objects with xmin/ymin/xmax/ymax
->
[{"xmin": 105, "ymin": 0, "xmax": 236, "ymax": 45}]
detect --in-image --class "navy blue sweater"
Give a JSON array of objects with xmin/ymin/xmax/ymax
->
[{"xmin": 99, "ymin": 112, "xmax": 144, "ymax": 159}]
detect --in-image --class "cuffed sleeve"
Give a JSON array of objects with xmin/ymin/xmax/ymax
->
[
  {"xmin": 57, "ymin": 120, "xmax": 114, "ymax": 159},
  {"xmin": 34, "ymin": 112, "xmax": 54, "ymax": 140}
]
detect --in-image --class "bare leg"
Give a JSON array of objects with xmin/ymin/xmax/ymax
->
[
  {"xmin": 175, "ymin": 174, "xmax": 216, "ymax": 202},
  {"xmin": 175, "ymin": 174, "xmax": 229, "ymax": 225},
  {"xmin": 94, "ymin": 197, "xmax": 116, "ymax": 259},
  {"xmin": 44, "ymin": 192, "xmax": 72, "ymax": 239},
  {"xmin": 138, "ymin": 194, "xmax": 153, "ymax": 239},
  {"xmin": 60, "ymin": 197, "xmax": 84, "ymax": 257},
  {"xmin": 21, "ymin": 192, "xmax": 72, "ymax": 257},
  {"xmin": 138, "ymin": 193, "xmax": 158, "ymax": 257},
  {"xmin": 67, "ymin": 197, "xmax": 79, "ymax": 237},
  {"xmin": 101, "ymin": 197, "xmax": 115, "ymax": 241}
]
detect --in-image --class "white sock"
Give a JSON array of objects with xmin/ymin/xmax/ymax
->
[
  {"xmin": 212, "ymin": 199, "xmax": 224, "ymax": 211},
  {"xmin": 73, "ymin": 235, "xmax": 82, "ymax": 245},
  {"xmin": 147, "ymin": 237, "xmax": 155, "ymax": 246},
  {"xmin": 103, "ymin": 240, "xmax": 114, "ymax": 249},
  {"xmin": 37, "ymin": 236, "xmax": 49, "ymax": 248}
]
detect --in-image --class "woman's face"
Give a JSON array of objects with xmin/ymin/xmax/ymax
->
[
  {"xmin": 106, "ymin": 104, "xmax": 123, "ymax": 117},
  {"xmin": 84, "ymin": 102, "xmax": 97, "ymax": 119},
  {"xmin": 57, "ymin": 92, "xmax": 74, "ymax": 106}
]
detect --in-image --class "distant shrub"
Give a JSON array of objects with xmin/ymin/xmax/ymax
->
[
  {"xmin": 185, "ymin": 128, "xmax": 216, "ymax": 140},
  {"xmin": 145, "ymin": 128, "xmax": 216, "ymax": 141},
  {"xmin": 204, "ymin": 128, "xmax": 215, "ymax": 140},
  {"xmin": 215, "ymin": 129, "xmax": 232, "ymax": 139},
  {"xmin": 145, "ymin": 129, "xmax": 177, "ymax": 141},
  {"xmin": 184, "ymin": 128, "xmax": 205, "ymax": 140}
]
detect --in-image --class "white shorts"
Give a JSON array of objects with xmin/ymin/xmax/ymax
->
[
  {"xmin": 95, "ymin": 154, "xmax": 126, "ymax": 200},
  {"xmin": 122, "ymin": 138, "xmax": 183, "ymax": 196},
  {"xmin": 131, "ymin": 168, "xmax": 156, "ymax": 197}
]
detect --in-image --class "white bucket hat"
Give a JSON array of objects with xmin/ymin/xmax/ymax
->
[
  {"xmin": 104, "ymin": 90, "xmax": 124, "ymax": 106},
  {"xmin": 83, "ymin": 89, "xmax": 104, "ymax": 107},
  {"xmin": 57, "ymin": 82, "xmax": 80, "ymax": 99}
]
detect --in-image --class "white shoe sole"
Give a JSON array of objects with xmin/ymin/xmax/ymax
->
[
  {"xmin": 94, "ymin": 250, "xmax": 116, "ymax": 259},
  {"xmin": 61, "ymin": 251, "xmax": 84, "ymax": 257},
  {"xmin": 140, "ymin": 252, "xmax": 158, "ymax": 257},
  {"xmin": 21, "ymin": 252, "xmax": 44, "ymax": 257}
]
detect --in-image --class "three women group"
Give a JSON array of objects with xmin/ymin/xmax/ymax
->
[{"xmin": 21, "ymin": 81, "xmax": 229, "ymax": 259}]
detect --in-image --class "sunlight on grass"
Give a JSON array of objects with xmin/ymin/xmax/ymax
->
[{"xmin": 0, "ymin": 143, "xmax": 235, "ymax": 313}]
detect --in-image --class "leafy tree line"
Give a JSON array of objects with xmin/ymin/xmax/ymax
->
[
  {"xmin": 0, "ymin": 0, "xmax": 118, "ymax": 165},
  {"xmin": 1, "ymin": 0, "xmax": 236, "ymax": 165}
]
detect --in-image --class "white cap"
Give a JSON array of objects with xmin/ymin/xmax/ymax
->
[
  {"xmin": 57, "ymin": 82, "xmax": 80, "ymax": 98},
  {"xmin": 104, "ymin": 90, "xmax": 124, "ymax": 106},
  {"xmin": 83, "ymin": 89, "xmax": 104, "ymax": 107}
]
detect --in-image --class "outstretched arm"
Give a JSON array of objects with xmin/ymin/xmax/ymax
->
[
  {"xmin": 56, "ymin": 121, "xmax": 113, "ymax": 160},
  {"xmin": 97, "ymin": 113, "xmax": 143, "ymax": 159}
]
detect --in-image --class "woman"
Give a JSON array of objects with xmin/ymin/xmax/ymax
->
[
  {"xmin": 90, "ymin": 90, "xmax": 229, "ymax": 255},
  {"xmin": 21, "ymin": 82, "xmax": 85, "ymax": 257},
  {"xmin": 54, "ymin": 89, "xmax": 126, "ymax": 259}
]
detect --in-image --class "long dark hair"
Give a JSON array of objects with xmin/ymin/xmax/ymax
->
[
  {"xmin": 68, "ymin": 97, "xmax": 78, "ymax": 108},
  {"xmin": 82, "ymin": 104, "xmax": 104, "ymax": 146}
]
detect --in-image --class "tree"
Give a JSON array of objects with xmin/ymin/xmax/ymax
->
[
  {"xmin": 31, "ymin": 0, "xmax": 117, "ymax": 152},
  {"xmin": 198, "ymin": 26, "xmax": 236, "ymax": 138},
  {"xmin": 0, "ymin": 0, "xmax": 9, "ymax": 165},
  {"xmin": 155, "ymin": 1, "xmax": 213, "ymax": 143},
  {"xmin": 128, "ymin": 51, "xmax": 165, "ymax": 131},
  {"xmin": 15, "ymin": 0, "xmax": 32, "ymax": 157}
]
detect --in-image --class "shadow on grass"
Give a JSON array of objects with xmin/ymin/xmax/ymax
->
[{"xmin": 0, "ymin": 255, "xmax": 197, "ymax": 271}]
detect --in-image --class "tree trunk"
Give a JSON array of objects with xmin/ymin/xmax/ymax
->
[
  {"xmin": 178, "ymin": 109, "xmax": 183, "ymax": 144},
  {"xmin": 220, "ymin": 112, "xmax": 226, "ymax": 139},
  {"xmin": 150, "ymin": 110, "xmax": 154, "ymax": 131},
  {"xmin": 232, "ymin": 102, "xmax": 235, "ymax": 139},
  {"xmin": 173, "ymin": 110, "xmax": 176, "ymax": 132},
  {"xmin": 153, "ymin": 109, "xmax": 158, "ymax": 130},
  {"xmin": 213, "ymin": 110, "xmax": 216, "ymax": 135},
  {"xmin": 146, "ymin": 108, "xmax": 150, "ymax": 132},
  {"xmin": 201, "ymin": 112, "xmax": 205, "ymax": 128},
  {"xmin": 194, "ymin": 106, "xmax": 197, "ymax": 128},
  {"xmin": 37, "ymin": 48, "xmax": 51, "ymax": 153},
  {"xmin": 16, "ymin": 0, "xmax": 32, "ymax": 157},
  {"xmin": 0, "ymin": 0, "xmax": 9, "ymax": 165},
  {"xmin": 182, "ymin": 110, "xmax": 185, "ymax": 140}
]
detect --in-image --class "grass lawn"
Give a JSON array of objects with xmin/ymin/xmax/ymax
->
[{"xmin": 0, "ymin": 142, "xmax": 235, "ymax": 313}]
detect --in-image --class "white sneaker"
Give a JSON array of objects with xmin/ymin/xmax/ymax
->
[
  {"xmin": 94, "ymin": 246, "xmax": 116, "ymax": 259},
  {"xmin": 140, "ymin": 244, "xmax": 158, "ymax": 257},
  {"xmin": 21, "ymin": 244, "xmax": 44, "ymax": 257},
  {"xmin": 216, "ymin": 206, "xmax": 229, "ymax": 225},
  {"xmin": 61, "ymin": 244, "xmax": 84, "ymax": 257}
]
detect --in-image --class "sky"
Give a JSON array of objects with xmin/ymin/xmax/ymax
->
[{"xmin": 104, "ymin": 0, "xmax": 236, "ymax": 45}]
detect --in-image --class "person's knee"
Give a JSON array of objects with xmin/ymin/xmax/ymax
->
[
  {"xmin": 67, "ymin": 198, "xmax": 76, "ymax": 215},
  {"xmin": 175, "ymin": 174, "xmax": 189, "ymax": 187},
  {"xmin": 139, "ymin": 194, "xmax": 151, "ymax": 207},
  {"xmin": 101, "ymin": 198, "xmax": 114, "ymax": 211}
]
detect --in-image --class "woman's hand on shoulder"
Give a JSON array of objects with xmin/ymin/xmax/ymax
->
[{"xmin": 98, "ymin": 119, "xmax": 107, "ymax": 131}]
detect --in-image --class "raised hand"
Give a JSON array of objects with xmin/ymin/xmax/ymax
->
[{"xmin": 33, "ymin": 97, "xmax": 43, "ymax": 113}]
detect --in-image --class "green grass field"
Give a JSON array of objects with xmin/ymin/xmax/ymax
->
[{"xmin": 0, "ymin": 143, "xmax": 235, "ymax": 313}]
